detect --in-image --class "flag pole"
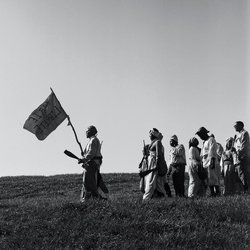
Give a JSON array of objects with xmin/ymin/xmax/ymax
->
[
  {"xmin": 50, "ymin": 87, "xmax": 84, "ymax": 155},
  {"xmin": 67, "ymin": 116, "xmax": 84, "ymax": 155}
]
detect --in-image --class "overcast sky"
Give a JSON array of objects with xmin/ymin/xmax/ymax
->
[{"xmin": 0, "ymin": 0, "xmax": 249, "ymax": 176}]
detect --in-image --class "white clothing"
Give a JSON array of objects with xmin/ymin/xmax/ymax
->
[
  {"xmin": 143, "ymin": 151, "xmax": 166, "ymax": 201},
  {"xmin": 201, "ymin": 136, "xmax": 220, "ymax": 186},
  {"xmin": 188, "ymin": 146, "xmax": 203, "ymax": 197}
]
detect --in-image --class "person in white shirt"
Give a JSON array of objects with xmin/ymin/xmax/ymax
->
[
  {"xmin": 168, "ymin": 135, "xmax": 186, "ymax": 197},
  {"xmin": 196, "ymin": 127, "xmax": 221, "ymax": 197},
  {"xmin": 233, "ymin": 121, "xmax": 250, "ymax": 193},
  {"xmin": 78, "ymin": 125, "xmax": 105, "ymax": 202},
  {"xmin": 211, "ymin": 134, "xmax": 224, "ymax": 165}
]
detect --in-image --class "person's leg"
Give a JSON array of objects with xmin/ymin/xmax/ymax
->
[
  {"xmin": 97, "ymin": 172, "xmax": 109, "ymax": 199},
  {"xmin": 179, "ymin": 165, "xmax": 185, "ymax": 197},
  {"xmin": 242, "ymin": 158, "xmax": 250, "ymax": 192},
  {"xmin": 215, "ymin": 185, "xmax": 221, "ymax": 196},
  {"xmin": 83, "ymin": 162, "xmax": 99, "ymax": 200},
  {"xmin": 80, "ymin": 171, "xmax": 86, "ymax": 202},
  {"xmin": 81, "ymin": 169, "xmax": 93, "ymax": 202},
  {"xmin": 223, "ymin": 169, "xmax": 229, "ymax": 196},
  {"xmin": 97, "ymin": 172, "xmax": 109, "ymax": 194},
  {"xmin": 173, "ymin": 165, "xmax": 185, "ymax": 197},
  {"xmin": 143, "ymin": 171, "xmax": 157, "ymax": 201},
  {"xmin": 155, "ymin": 175, "xmax": 167, "ymax": 198},
  {"xmin": 197, "ymin": 180, "xmax": 206, "ymax": 197},
  {"xmin": 235, "ymin": 165, "xmax": 244, "ymax": 193},
  {"xmin": 209, "ymin": 186, "xmax": 216, "ymax": 197},
  {"xmin": 247, "ymin": 157, "xmax": 250, "ymax": 189},
  {"xmin": 236, "ymin": 162, "xmax": 248, "ymax": 192},
  {"xmin": 164, "ymin": 182, "xmax": 172, "ymax": 197},
  {"xmin": 227, "ymin": 166, "xmax": 236, "ymax": 195},
  {"xmin": 172, "ymin": 170, "xmax": 179, "ymax": 196}
]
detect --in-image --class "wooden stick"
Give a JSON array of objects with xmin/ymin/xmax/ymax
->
[
  {"xmin": 67, "ymin": 116, "xmax": 84, "ymax": 155},
  {"xmin": 50, "ymin": 87, "xmax": 84, "ymax": 155}
]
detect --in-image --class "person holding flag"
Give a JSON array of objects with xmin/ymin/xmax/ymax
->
[
  {"xmin": 78, "ymin": 125, "xmax": 106, "ymax": 202},
  {"xmin": 24, "ymin": 88, "xmax": 108, "ymax": 202}
]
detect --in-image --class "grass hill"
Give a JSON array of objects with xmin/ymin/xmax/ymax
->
[{"xmin": 0, "ymin": 173, "xmax": 249, "ymax": 249}]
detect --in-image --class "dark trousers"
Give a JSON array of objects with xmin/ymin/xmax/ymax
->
[
  {"xmin": 236, "ymin": 157, "xmax": 250, "ymax": 192},
  {"xmin": 97, "ymin": 172, "xmax": 109, "ymax": 194},
  {"xmin": 81, "ymin": 161, "xmax": 99, "ymax": 201},
  {"xmin": 172, "ymin": 164, "xmax": 185, "ymax": 197},
  {"xmin": 164, "ymin": 182, "xmax": 172, "ymax": 197},
  {"xmin": 209, "ymin": 185, "xmax": 220, "ymax": 196}
]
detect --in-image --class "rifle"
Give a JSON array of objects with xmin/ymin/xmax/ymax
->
[
  {"xmin": 64, "ymin": 150, "xmax": 81, "ymax": 161},
  {"xmin": 139, "ymin": 140, "xmax": 148, "ymax": 168},
  {"xmin": 139, "ymin": 168, "xmax": 157, "ymax": 178},
  {"xmin": 64, "ymin": 150, "xmax": 94, "ymax": 167}
]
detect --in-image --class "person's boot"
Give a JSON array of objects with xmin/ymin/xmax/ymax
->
[
  {"xmin": 209, "ymin": 186, "xmax": 216, "ymax": 197},
  {"xmin": 215, "ymin": 185, "xmax": 221, "ymax": 196},
  {"xmin": 80, "ymin": 191, "xmax": 91, "ymax": 203},
  {"xmin": 164, "ymin": 183, "xmax": 172, "ymax": 197}
]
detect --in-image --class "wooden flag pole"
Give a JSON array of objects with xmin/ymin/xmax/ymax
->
[
  {"xmin": 50, "ymin": 87, "xmax": 84, "ymax": 155},
  {"xmin": 67, "ymin": 116, "xmax": 84, "ymax": 155}
]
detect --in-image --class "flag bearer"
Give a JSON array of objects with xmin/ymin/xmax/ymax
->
[{"xmin": 78, "ymin": 125, "xmax": 107, "ymax": 202}]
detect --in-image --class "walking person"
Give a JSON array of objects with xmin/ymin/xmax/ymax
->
[
  {"xmin": 78, "ymin": 125, "xmax": 107, "ymax": 202},
  {"xmin": 168, "ymin": 135, "xmax": 186, "ymax": 197},
  {"xmin": 220, "ymin": 137, "xmax": 241, "ymax": 195},
  {"xmin": 141, "ymin": 128, "xmax": 167, "ymax": 201},
  {"xmin": 196, "ymin": 127, "xmax": 221, "ymax": 197},
  {"xmin": 187, "ymin": 137, "xmax": 206, "ymax": 198},
  {"xmin": 233, "ymin": 121, "xmax": 250, "ymax": 193}
]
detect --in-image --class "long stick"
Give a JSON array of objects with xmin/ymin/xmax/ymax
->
[
  {"xmin": 50, "ymin": 87, "xmax": 84, "ymax": 155},
  {"xmin": 67, "ymin": 116, "xmax": 84, "ymax": 155}
]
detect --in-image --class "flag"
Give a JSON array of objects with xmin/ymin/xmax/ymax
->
[{"xmin": 23, "ymin": 91, "xmax": 68, "ymax": 140}]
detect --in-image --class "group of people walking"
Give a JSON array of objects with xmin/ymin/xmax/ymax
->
[
  {"xmin": 76, "ymin": 121, "xmax": 250, "ymax": 203},
  {"xmin": 139, "ymin": 121, "xmax": 250, "ymax": 201}
]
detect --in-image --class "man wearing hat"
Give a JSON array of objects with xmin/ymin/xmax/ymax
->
[
  {"xmin": 196, "ymin": 127, "xmax": 220, "ymax": 197},
  {"xmin": 233, "ymin": 121, "xmax": 250, "ymax": 192},
  {"xmin": 168, "ymin": 135, "xmax": 186, "ymax": 197},
  {"xmin": 78, "ymin": 125, "xmax": 106, "ymax": 202}
]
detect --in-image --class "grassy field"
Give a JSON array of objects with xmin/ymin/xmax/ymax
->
[{"xmin": 0, "ymin": 173, "xmax": 249, "ymax": 249}]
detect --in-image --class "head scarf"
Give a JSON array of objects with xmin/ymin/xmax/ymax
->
[
  {"xmin": 149, "ymin": 128, "xmax": 163, "ymax": 140},
  {"xmin": 189, "ymin": 137, "xmax": 199, "ymax": 147},
  {"xmin": 86, "ymin": 125, "xmax": 97, "ymax": 136},
  {"xmin": 225, "ymin": 137, "xmax": 234, "ymax": 150},
  {"xmin": 234, "ymin": 121, "xmax": 244, "ymax": 129},
  {"xmin": 170, "ymin": 135, "xmax": 178, "ymax": 143}
]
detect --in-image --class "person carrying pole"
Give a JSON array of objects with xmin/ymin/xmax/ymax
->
[{"xmin": 78, "ymin": 125, "xmax": 107, "ymax": 202}]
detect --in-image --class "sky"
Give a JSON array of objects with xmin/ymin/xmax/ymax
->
[{"xmin": 0, "ymin": 0, "xmax": 249, "ymax": 176}]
